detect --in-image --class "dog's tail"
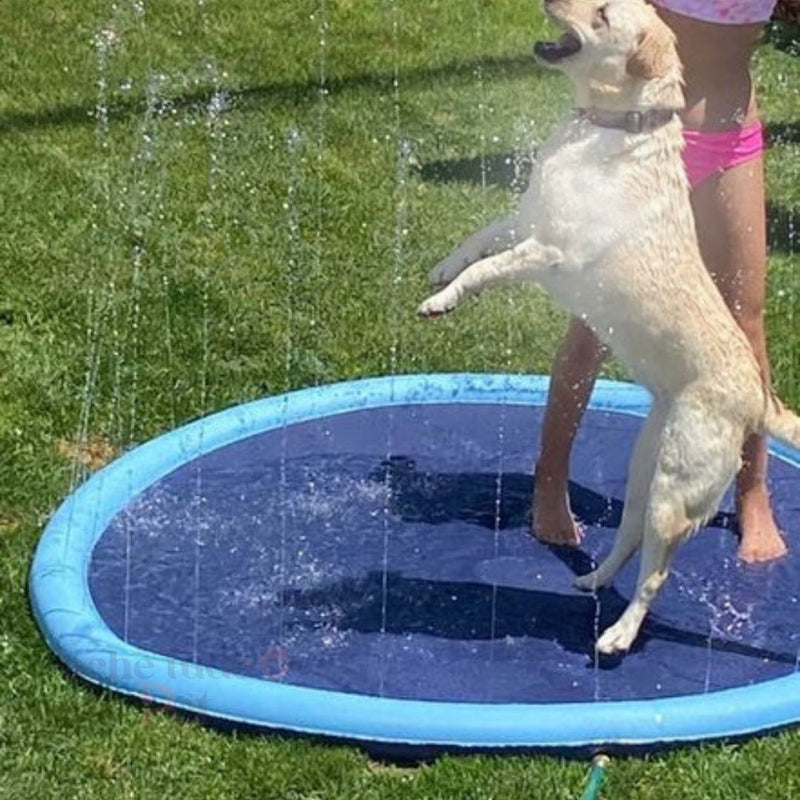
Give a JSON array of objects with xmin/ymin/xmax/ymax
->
[{"xmin": 764, "ymin": 392, "xmax": 800, "ymax": 449}]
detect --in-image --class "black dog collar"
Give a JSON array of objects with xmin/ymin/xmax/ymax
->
[{"xmin": 576, "ymin": 107, "xmax": 679, "ymax": 134}]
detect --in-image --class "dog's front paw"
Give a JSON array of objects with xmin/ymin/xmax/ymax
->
[
  {"xmin": 595, "ymin": 620, "xmax": 638, "ymax": 655},
  {"xmin": 418, "ymin": 286, "xmax": 460, "ymax": 317}
]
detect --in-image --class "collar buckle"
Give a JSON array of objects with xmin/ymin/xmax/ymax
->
[{"xmin": 625, "ymin": 110, "xmax": 644, "ymax": 134}]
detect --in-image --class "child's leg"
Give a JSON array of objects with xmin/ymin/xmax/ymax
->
[
  {"xmin": 689, "ymin": 153, "xmax": 786, "ymax": 562},
  {"xmin": 532, "ymin": 318, "xmax": 606, "ymax": 546},
  {"xmin": 668, "ymin": 7, "xmax": 786, "ymax": 562}
]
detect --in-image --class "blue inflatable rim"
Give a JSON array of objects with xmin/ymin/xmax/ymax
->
[{"xmin": 28, "ymin": 373, "xmax": 800, "ymax": 751}]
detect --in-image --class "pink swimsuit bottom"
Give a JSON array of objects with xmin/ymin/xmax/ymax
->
[
  {"xmin": 650, "ymin": 0, "xmax": 778, "ymax": 25},
  {"xmin": 683, "ymin": 121, "xmax": 766, "ymax": 188}
]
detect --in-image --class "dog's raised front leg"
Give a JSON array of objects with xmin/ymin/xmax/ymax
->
[
  {"xmin": 418, "ymin": 237, "xmax": 564, "ymax": 317},
  {"xmin": 429, "ymin": 217, "xmax": 519, "ymax": 287}
]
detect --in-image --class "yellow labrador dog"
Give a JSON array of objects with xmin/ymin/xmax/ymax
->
[{"xmin": 419, "ymin": 0, "xmax": 800, "ymax": 654}]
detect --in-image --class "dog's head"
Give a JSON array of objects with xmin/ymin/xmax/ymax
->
[{"xmin": 534, "ymin": 0, "xmax": 684, "ymax": 110}]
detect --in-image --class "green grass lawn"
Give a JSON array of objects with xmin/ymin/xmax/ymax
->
[{"xmin": 2, "ymin": 2, "xmax": 800, "ymax": 798}]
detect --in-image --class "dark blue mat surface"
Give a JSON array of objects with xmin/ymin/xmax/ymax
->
[{"xmin": 88, "ymin": 402, "xmax": 800, "ymax": 705}]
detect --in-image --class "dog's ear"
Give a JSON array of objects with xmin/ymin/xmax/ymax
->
[{"xmin": 626, "ymin": 24, "xmax": 674, "ymax": 79}]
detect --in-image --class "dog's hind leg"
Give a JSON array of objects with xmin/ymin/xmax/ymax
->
[
  {"xmin": 574, "ymin": 399, "xmax": 667, "ymax": 593},
  {"xmin": 429, "ymin": 217, "xmax": 519, "ymax": 287},
  {"xmin": 595, "ymin": 502, "xmax": 690, "ymax": 654},
  {"xmin": 418, "ymin": 237, "xmax": 564, "ymax": 316},
  {"xmin": 594, "ymin": 395, "xmax": 742, "ymax": 654}
]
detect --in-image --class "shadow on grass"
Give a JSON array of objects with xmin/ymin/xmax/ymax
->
[
  {"xmin": 420, "ymin": 148, "xmax": 799, "ymax": 256},
  {"xmin": 419, "ymin": 151, "xmax": 534, "ymax": 192},
  {"xmin": 765, "ymin": 20, "xmax": 800, "ymax": 57},
  {"xmin": 768, "ymin": 202, "xmax": 800, "ymax": 255},
  {"xmin": 0, "ymin": 52, "xmax": 548, "ymax": 135},
  {"xmin": 767, "ymin": 121, "xmax": 800, "ymax": 146}
]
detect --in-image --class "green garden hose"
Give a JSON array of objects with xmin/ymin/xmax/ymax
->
[{"xmin": 580, "ymin": 755, "xmax": 610, "ymax": 800}]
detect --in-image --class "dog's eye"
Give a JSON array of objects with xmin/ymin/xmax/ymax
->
[{"xmin": 593, "ymin": 4, "xmax": 610, "ymax": 28}]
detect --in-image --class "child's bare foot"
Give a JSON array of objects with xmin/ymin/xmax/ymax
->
[
  {"xmin": 532, "ymin": 470, "xmax": 582, "ymax": 547},
  {"xmin": 737, "ymin": 485, "xmax": 787, "ymax": 563}
]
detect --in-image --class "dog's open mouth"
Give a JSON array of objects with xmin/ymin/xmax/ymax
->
[{"xmin": 533, "ymin": 32, "xmax": 582, "ymax": 63}]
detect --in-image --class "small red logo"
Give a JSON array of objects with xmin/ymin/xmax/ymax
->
[{"xmin": 258, "ymin": 646, "xmax": 290, "ymax": 681}]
